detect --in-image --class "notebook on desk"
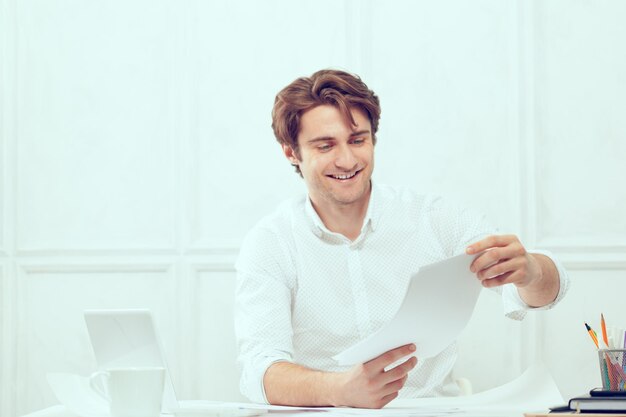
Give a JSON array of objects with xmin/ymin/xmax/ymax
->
[
  {"xmin": 84, "ymin": 309, "xmax": 263, "ymax": 416},
  {"xmin": 531, "ymin": 388, "xmax": 626, "ymax": 416},
  {"xmin": 568, "ymin": 389, "xmax": 626, "ymax": 413}
]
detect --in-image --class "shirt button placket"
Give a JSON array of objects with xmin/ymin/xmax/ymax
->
[{"xmin": 347, "ymin": 242, "xmax": 371, "ymax": 339}]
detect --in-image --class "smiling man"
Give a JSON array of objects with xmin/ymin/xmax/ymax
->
[
  {"xmin": 234, "ymin": 69, "xmax": 569, "ymax": 408},
  {"xmin": 283, "ymin": 104, "xmax": 374, "ymax": 241}
]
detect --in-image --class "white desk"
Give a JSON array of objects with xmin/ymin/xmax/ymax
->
[{"xmin": 20, "ymin": 404, "xmax": 537, "ymax": 417}]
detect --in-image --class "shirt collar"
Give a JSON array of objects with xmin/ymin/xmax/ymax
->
[{"xmin": 304, "ymin": 180, "xmax": 381, "ymax": 240}]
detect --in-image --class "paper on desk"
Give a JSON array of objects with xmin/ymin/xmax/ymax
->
[
  {"xmin": 220, "ymin": 402, "xmax": 460, "ymax": 416},
  {"xmin": 174, "ymin": 365, "xmax": 562, "ymax": 417},
  {"xmin": 390, "ymin": 363, "xmax": 564, "ymax": 412},
  {"xmin": 46, "ymin": 373, "xmax": 108, "ymax": 417},
  {"xmin": 333, "ymin": 254, "xmax": 482, "ymax": 365}
]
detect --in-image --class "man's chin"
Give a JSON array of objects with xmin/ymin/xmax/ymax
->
[{"xmin": 328, "ymin": 189, "xmax": 370, "ymax": 206}]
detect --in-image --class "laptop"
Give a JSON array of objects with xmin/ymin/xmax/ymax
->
[{"xmin": 83, "ymin": 309, "xmax": 264, "ymax": 416}]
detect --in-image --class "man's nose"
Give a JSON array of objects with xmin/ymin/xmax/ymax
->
[{"xmin": 334, "ymin": 144, "xmax": 358, "ymax": 169}]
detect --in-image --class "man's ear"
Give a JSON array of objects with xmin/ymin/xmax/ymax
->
[{"xmin": 282, "ymin": 144, "xmax": 300, "ymax": 166}]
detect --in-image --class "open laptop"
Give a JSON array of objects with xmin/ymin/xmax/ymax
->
[{"xmin": 83, "ymin": 309, "xmax": 265, "ymax": 416}]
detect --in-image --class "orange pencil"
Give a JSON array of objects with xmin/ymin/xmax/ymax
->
[
  {"xmin": 601, "ymin": 313, "xmax": 609, "ymax": 348},
  {"xmin": 585, "ymin": 322, "xmax": 600, "ymax": 349}
]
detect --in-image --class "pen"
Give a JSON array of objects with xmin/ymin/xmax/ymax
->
[
  {"xmin": 585, "ymin": 323, "xmax": 599, "ymax": 349},
  {"xmin": 623, "ymin": 330, "xmax": 626, "ymax": 369},
  {"xmin": 601, "ymin": 313, "xmax": 610, "ymax": 348}
]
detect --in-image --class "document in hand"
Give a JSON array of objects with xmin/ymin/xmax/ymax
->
[{"xmin": 333, "ymin": 253, "xmax": 482, "ymax": 365}]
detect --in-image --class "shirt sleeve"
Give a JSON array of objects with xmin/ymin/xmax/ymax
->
[
  {"xmin": 428, "ymin": 196, "xmax": 570, "ymax": 321},
  {"xmin": 234, "ymin": 225, "xmax": 296, "ymax": 403},
  {"xmin": 498, "ymin": 249, "xmax": 570, "ymax": 320}
]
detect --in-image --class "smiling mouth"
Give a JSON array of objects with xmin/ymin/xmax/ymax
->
[{"xmin": 327, "ymin": 169, "xmax": 362, "ymax": 181}]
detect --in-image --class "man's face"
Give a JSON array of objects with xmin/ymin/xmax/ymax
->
[{"xmin": 283, "ymin": 104, "xmax": 374, "ymax": 210}]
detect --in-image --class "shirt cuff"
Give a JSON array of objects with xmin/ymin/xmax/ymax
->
[
  {"xmin": 260, "ymin": 358, "xmax": 292, "ymax": 404},
  {"xmin": 241, "ymin": 353, "xmax": 292, "ymax": 404}
]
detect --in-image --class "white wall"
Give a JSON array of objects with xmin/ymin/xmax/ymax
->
[
  {"xmin": 1, "ymin": 0, "xmax": 625, "ymax": 415},
  {"xmin": 533, "ymin": 0, "xmax": 626, "ymax": 398}
]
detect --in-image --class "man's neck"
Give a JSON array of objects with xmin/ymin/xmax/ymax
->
[{"xmin": 310, "ymin": 187, "xmax": 371, "ymax": 241}]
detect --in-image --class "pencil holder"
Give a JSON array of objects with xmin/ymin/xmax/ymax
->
[{"xmin": 598, "ymin": 349, "xmax": 626, "ymax": 391}]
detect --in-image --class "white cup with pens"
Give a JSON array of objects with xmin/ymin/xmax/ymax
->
[
  {"xmin": 598, "ymin": 349, "xmax": 626, "ymax": 391},
  {"xmin": 585, "ymin": 314, "xmax": 626, "ymax": 392}
]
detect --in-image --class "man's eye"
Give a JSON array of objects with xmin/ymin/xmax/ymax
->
[
  {"xmin": 318, "ymin": 144, "xmax": 332, "ymax": 151},
  {"xmin": 351, "ymin": 138, "xmax": 365, "ymax": 145}
]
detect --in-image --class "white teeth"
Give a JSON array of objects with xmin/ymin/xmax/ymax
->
[{"xmin": 332, "ymin": 172, "xmax": 356, "ymax": 180}]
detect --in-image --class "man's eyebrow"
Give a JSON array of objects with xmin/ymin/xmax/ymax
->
[
  {"xmin": 306, "ymin": 130, "xmax": 371, "ymax": 144},
  {"xmin": 306, "ymin": 136, "xmax": 335, "ymax": 144},
  {"xmin": 350, "ymin": 130, "xmax": 371, "ymax": 137}
]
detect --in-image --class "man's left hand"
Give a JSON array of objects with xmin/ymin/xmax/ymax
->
[{"xmin": 466, "ymin": 234, "xmax": 542, "ymax": 289}]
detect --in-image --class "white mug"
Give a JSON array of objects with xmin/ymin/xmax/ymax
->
[{"xmin": 89, "ymin": 367, "xmax": 165, "ymax": 417}]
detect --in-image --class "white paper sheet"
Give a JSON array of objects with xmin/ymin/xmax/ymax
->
[
  {"xmin": 390, "ymin": 363, "xmax": 564, "ymax": 412},
  {"xmin": 46, "ymin": 373, "xmax": 109, "ymax": 417},
  {"xmin": 221, "ymin": 364, "xmax": 562, "ymax": 415},
  {"xmin": 199, "ymin": 401, "xmax": 460, "ymax": 416},
  {"xmin": 333, "ymin": 254, "xmax": 482, "ymax": 365}
]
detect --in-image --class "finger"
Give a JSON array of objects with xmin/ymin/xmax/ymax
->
[
  {"xmin": 480, "ymin": 270, "xmax": 527, "ymax": 288},
  {"xmin": 470, "ymin": 249, "xmax": 502, "ymax": 273},
  {"xmin": 470, "ymin": 242, "xmax": 525, "ymax": 273},
  {"xmin": 380, "ymin": 374, "xmax": 407, "ymax": 398},
  {"xmin": 381, "ymin": 356, "xmax": 417, "ymax": 385},
  {"xmin": 466, "ymin": 234, "xmax": 517, "ymax": 255},
  {"xmin": 476, "ymin": 257, "xmax": 523, "ymax": 281},
  {"xmin": 366, "ymin": 344, "xmax": 415, "ymax": 371},
  {"xmin": 379, "ymin": 391, "xmax": 400, "ymax": 408}
]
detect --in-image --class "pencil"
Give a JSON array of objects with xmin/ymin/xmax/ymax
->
[
  {"xmin": 585, "ymin": 323, "xmax": 599, "ymax": 349},
  {"xmin": 601, "ymin": 313, "xmax": 609, "ymax": 348}
]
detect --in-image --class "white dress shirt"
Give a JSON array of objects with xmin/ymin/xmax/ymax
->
[{"xmin": 234, "ymin": 182, "xmax": 569, "ymax": 403}]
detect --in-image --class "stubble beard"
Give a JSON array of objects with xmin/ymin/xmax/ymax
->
[{"xmin": 324, "ymin": 172, "xmax": 372, "ymax": 207}]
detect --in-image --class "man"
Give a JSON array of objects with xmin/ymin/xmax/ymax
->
[{"xmin": 234, "ymin": 69, "xmax": 568, "ymax": 409}]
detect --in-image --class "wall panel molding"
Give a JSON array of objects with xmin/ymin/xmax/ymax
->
[
  {"xmin": 537, "ymin": 243, "xmax": 626, "ymax": 271},
  {"xmin": 1, "ymin": 0, "xmax": 17, "ymax": 411},
  {"xmin": 185, "ymin": 239, "xmax": 241, "ymax": 256},
  {"xmin": 526, "ymin": 3, "xmax": 626, "ymax": 400},
  {"xmin": 530, "ymin": 0, "xmax": 626, "ymax": 258},
  {"xmin": 14, "ymin": 0, "xmax": 180, "ymax": 254},
  {"xmin": 187, "ymin": 261, "xmax": 243, "ymax": 401},
  {"xmin": 184, "ymin": 246, "xmax": 239, "ymax": 258},
  {"xmin": 16, "ymin": 248, "xmax": 179, "ymax": 258},
  {"xmin": 191, "ymin": 262, "xmax": 235, "ymax": 274},
  {"xmin": 17, "ymin": 245, "xmax": 179, "ymax": 257},
  {"xmin": 17, "ymin": 261, "xmax": 174, "ymax": 275},
  {"xmin": 171, "ymin": 0, "xmax": 194, "ymax": 266},
  {"xmin": 0, "ymin": 0, "xmax": 16, "ymax": 259},
  {"xmin": 173, "ymin": 260, "xmax": 237, "ymax": 398},
  {"xmin": 529, "ymin": 0, "xmax": 626, "ymax": 271},
  {"xmin": 516, "ymin": 0, "xmax": 542, "ymax": 371},
  {"xmin": 518, "ymin": 0, "xmax": 538, "ymax": 247},
  {"xmin": 165, "ymin": 1, "xmax": 193, "ymax": 399},
  {"xmin": 14, "ymin": 245, "xmax": 243, "ymax": 259},
  {"xmin": 344, "ymin": 0, "xmax": 373, "ymax": 75},
  {"xmin": 15, "ymin": 264, "xmax": 178, "ymax": 414},
  {"xmin": 1, "ymin": 262, "xmax": 17, "ymax": 417}
]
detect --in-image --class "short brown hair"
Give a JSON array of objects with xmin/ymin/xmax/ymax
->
[{"xmin": 271, "ymin": 69, "xmax": 381, "ymax": 174}]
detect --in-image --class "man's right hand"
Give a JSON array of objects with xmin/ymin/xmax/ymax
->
[{"xmin": 332, "ymin": 343, "xmax": 418, "ymax": 409}]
